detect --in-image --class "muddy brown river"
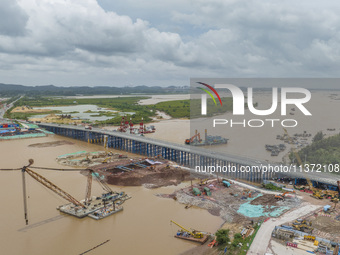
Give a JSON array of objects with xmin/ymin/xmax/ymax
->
[
  {"xmin": 0, "ymin": 136, "xmax": 223, "ymax": 255},
  {"xmin": 1, "ymin": 91, "xmax": 339, "ymax": 254}
]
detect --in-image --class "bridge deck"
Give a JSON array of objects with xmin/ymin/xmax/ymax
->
[{"xmin": 38, "ymin": 123, "xmax": 339, "ymax": 187}]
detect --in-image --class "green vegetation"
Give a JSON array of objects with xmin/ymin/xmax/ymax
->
[
  {"xmin": 290, "ymin": 132, "xmax": 340, "ymax": 167},
  {"xmin": 5, "ymin": 110, "xmax": 61, "ymax": 121},
  {"xmin": 15, "ymin": 96, "xmax": 148, "ymax": 109},
  {"xmin": 0, "ymin": 83, "xmax": 189, "ymax": 97},
  {"xmin": 3, "ymin": 106, "xmax": 15, "ymax": 119},
  {"xmin": 13, "ymin": 96, "xmax": 153, "ymax": 124},
  {"xmin": 148, "ymin": 97, "xmax": 234, "ymax": 119},
  {"xmin": 4, "ymin": 95, "xmax": 21, "ymax": 104},
  {"xmin": 150, "ymin": 100, "xmax": 190, "ymax": 118},
  {"xmin": 215, "ymin": 229, "xmax": 230, "ymax": 245},
  {"xmin": 190, "ymin": 97, "xmax": 234, "ymax": 117},
  {"xmin": 262, "ymin": 183, "xmax": 283, "ymax": 191},
  {"xmin": 9, "ymin": 95, "xmax": 238, "ymax": 123},
  {"xmin": 89, "ymin": 111, "xmax": 118, "ymax": 117},
  {"xmin": 313, "ymin": 131, "xmax": 324, "ymax": 142},
  {"xmin": 220, "ymin": 223, "xmax": 261, "ymax": 255}
]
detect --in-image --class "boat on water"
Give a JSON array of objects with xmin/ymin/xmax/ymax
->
[
  {"xmin": 88, "ymin": 204, "xmax": 123, "ymax": 220},
  {"xmin": 174, "ymin": 231, "xmax": 209, "ymax": 244}
]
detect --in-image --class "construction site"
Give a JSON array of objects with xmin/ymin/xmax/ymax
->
[
  {"xmin": 56, "ymin": 150, "xmax": 130, "ymax": 167},
  {"xmin": 271, "ymin": 203, "xmax": 340, "ymax": 254},
  {"xmin": 185, "ymin": 129, "xmax": 228, "ymax": 146},
  {"xmin": 0, "ymin": 121, "xmax": 53, "ymax": 140},
  {"xmin": 87, "ymin": 158, "xmax": 192, "ymax": 188},
  {"xmin": 16, "ymin": 159, "xmax": 131, "ymax": 225},
  {"xmin": 117, "ymin": 116, "xmax": 156, "ymax": 135},
  {"xmin": 160, "ymin": 178, "xmax": 299, "ymax": 222},
  {"xmin": 55, "ymin": 150, "xmax": 192, "ymax": 188}
]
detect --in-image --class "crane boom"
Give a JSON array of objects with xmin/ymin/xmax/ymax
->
[
  {"xmin": 85, "ymin": 170, "xmax": 93, "ymax": 204},
  {"xmin": 171, "ymin": 220, "xmax": 192, "ymax": 233},
  {"xmin": 21, "ymin": 168, "xmax": 28, "ymax": 225},
  {"xmin": 24, "ymin": 168, "xmax": 85, "ymax": 208},
  {"xmin": 170, "ymin": 220, "xmax": 203, "ymax": 238}
]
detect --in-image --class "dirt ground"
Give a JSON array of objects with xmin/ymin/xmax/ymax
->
[
  {"xmin": 89, "ymin": 160, "xmax": 192, "ymax": 188},
  {"xmin": 303, "ymin": 207, "xmax": 340, "ymax": 242},
  {"xmin": 250, "ymin": 193, "xmax": 280, "ymax": 205},
  {"xmin": 11, "ymin": 106, "xmax": 51, "ymax": 113},
  {"xmin": 166, "ymin": 180, "xmax": 300, "ymax": 223},
  {"xmin": 176, "ymin": 179, "xmax": 339, "ymax": 255},
  {"xmin": 180, "ymin": 239, "xmax": 220, "ymax": 255},
  {"xmin": 30, "ymin": 114, "xmax": 83, "ymax": 124},
  {"xmin": 107, "ymin": 166, "xmax": 191, "ymax": 188}
]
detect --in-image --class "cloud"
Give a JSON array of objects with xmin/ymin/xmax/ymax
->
[
  {"xmin": 0, "ymin": 0, "xmax": 28, "ymax": 36},
  {"xmin": 1, "ymin": 0, "xmax": 340, "ymax": 86}
]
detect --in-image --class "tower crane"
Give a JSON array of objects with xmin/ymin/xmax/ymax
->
[{"xmin": 170, "ymin": 220, "xmax": 204, "ymax": 239}]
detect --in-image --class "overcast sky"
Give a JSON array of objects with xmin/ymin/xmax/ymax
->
[{"xmin": 1, "ymin": 0, "xmax": 340, "ymax": 87}]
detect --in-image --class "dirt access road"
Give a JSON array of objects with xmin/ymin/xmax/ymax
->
[{"xmin": 247, "ymin": 203, "xmax": 321, "ymax": 255}]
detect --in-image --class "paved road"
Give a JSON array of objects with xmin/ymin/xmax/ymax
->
[
  {"xmin": 0, "ymin": 96, "xmax": 24, "ymax": 119},
  {"xmin": 247, "ymin": 203, "xmax": 321, "ymax": 255}
]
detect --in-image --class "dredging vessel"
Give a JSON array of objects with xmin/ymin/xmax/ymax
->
[{"xmin": 185, "ymin": 129, "xmax": 228, "ymax": 146}]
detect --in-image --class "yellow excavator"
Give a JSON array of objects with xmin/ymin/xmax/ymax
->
[
  {"xmin": 283, "ymin": 128, "xmax": 323, "ymax": 200},
  {"xmin": 170, "ymin": 220, "xmax": 204, "ymax": 239},
  {"xmin": 292, "ymin": 219, "xmax": 313, "ymax": 233}
]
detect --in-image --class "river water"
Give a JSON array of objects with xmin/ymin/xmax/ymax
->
[
  {"xmin": 147, "ymin": 91, "xmax": 340, "ymax": 162},
  {"xmin": 0, "ymin": 136, "xmax": 223, "ymax": 255},
  {"xmin": 1, "ymin": 90, "xmax": 339, "ymax": 254}
]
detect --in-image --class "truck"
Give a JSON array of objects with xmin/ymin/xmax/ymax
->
[
  {"xmin": 192, "ymin": 188, "xmax": 201, "ymax": 196},
  {"xmin": 222, "ymin": 180, "xmax": 231, "ymax": 187}
]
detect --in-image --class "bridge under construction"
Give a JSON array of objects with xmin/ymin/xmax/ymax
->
[{"xmin": 38, "ymin": 123, "xmax": 339, "ymax": 189}]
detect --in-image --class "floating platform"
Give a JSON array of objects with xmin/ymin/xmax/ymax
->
[
  {"xmin": 57, "ymin": 192, "xmax": 130, "ymax": 219},
  {"xmin": 190, "ymin": 139, "xmax": 228, "ymax": 146},
  {"xmin": 174, "ymin": 234, "xmax": 209, "ymax": 244},
  {"xmin": 88, "ymin": 205, "xmax": 123, "ymax": 220}
]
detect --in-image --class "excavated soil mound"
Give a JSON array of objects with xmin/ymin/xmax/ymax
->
[
  {"xmin": 107, "ymin": 167, "xmax": 191, "ymax": 188},
  {"xmin": 29, "ymin": 140, "xmax": 74, "ymax": 148},
  {"xmin": 250, "ymin": 194, "xmax": 278, "ymax": 205}
]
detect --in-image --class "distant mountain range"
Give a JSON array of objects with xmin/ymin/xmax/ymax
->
[{"xmin": 0, "ymin": 83, "xmax": 189, "ymax": 96}]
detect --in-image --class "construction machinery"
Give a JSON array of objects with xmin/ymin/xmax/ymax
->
[
  {"xmin": 274, "ymin": 191, "xmax": 296, "ymax": 200},
  {"xmin": 222, "ymin": 179, "xmax": 231, "ymax": 187},
  {"xmin": 283, "ymin": 128, "xmax": 324, "ymax": 200},
  {"xmin": 185, "ymin": 129, "xmax": 228, "ymax": 146},
  {"xmin": 19, "ymin": 159, "xmax": 128, "ymax": 224},
  {"xmin": 322, "ymin": 190, "xmax": 339, "ymax": 199},
  {"xmin": 199, "ymin": 178, "xmax": 209, "ymax": 186},
  {"xmin": 324, "ymin": 198, "xmax": 339, "ymax": 213},
  {"xmin": 292, "ymin": 219, "xmax": 314, "ymax": 233},
  {"xmin": 102, "ymin": 157, "xmax": 110, "ymax": 164},
  {"xmin": 170, "ymin": 220, "xmax": 204, "ymax": 238},
  {"xmin": 185, "ymin": 130, "xmax": 201, "ymax": 145},
  {"xmin": 193, "ymin": 187, "xmax": 202, "ymax": 196},
  {"xmin": 294, "ymin": 219, "xmax": 311, "ymax": 225},
  {"xmin": 21, "ymin": 160, "xmax": 85, "ymax": 224},
  {"xmin": 170, "ymin": 220, "xmax": 208, "ymax": 243}
]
